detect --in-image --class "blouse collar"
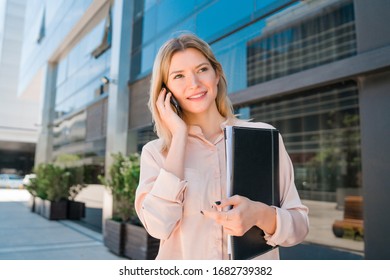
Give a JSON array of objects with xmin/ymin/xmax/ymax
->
[{"xmin": 187, "ymin": 117, "xmax": 237, "ymax": 145}]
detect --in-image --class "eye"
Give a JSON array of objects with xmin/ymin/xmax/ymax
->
[
  {"xmin": 198, "ymin": 67, "xmax": 208, "ymax": 73},
  {"xmin": 173, "ymin": 74, "xmax": 184, "ymax": 79}
]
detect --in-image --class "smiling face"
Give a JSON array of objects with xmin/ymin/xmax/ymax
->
[{"xmin": 166, "ymin": 48, "xmax": 220, "ymax": 121}]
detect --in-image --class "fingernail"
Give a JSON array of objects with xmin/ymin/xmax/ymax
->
[
  {"xmin": 200, "ymin": 210, "xmax": 204, "ymax": 215},
  {"xmin": 215, "ymin": 201, "xmax": 221, "ymax": 205}
]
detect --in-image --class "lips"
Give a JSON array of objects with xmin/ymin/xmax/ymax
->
[{"xmin": 187, "ymin": 91, "xmax": 206, "ymax": 100}]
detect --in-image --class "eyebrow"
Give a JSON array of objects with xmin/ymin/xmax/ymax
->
[{"xmin": 169, "ymin": 62, "xmax": 210, "ymax": 77}]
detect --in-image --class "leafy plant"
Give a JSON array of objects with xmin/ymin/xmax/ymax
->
[
  {"xmin": 99, "ymin": 153, "xmax": 140, "ymax": 223},
  {"xmin": 65, "ymin": 166, "xmax": 86, "ymax": 200},
  {"xmin": 39, "ymin": 164, "xmax": 69, "ymax": 202},
  {"xmin": 54, "ymin": 154, "xmax": 81, "ymax": 166},
  {"xmin": 29, "ymin": 163, "xmax": 86, "ymax": 202},
  {"xmin": 24, "ymin": 176, "xmax": 38, "ymax": 197}
]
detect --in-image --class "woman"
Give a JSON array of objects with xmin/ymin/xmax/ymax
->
[{"xmin": 135, "ymin": 33, "xmax": 309, "ymax": 260}]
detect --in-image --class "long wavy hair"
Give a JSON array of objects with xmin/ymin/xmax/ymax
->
[{"xmin": 148, "ymin": 33, "xmax": 235, "ymax": 151}]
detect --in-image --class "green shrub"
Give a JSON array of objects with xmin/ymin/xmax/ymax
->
[
  {"xmin": 65, "ymin": 166, "xmax": 86, "ymax": 201},
  {"xmin": 99, "ymin": 153, "xmax": 140, "ymax": 223},
  {"xmin": 30, "ymin": 163, "xmax": 85, "ymax": 202}
]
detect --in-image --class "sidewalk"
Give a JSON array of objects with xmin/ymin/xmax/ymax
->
[
  {"xmin": 0, "ymin": 189, "xmax": 124, "ymax": 260},
  {"xmin": 1, "ymin": 189, "xmax": 364, "ymax": 260}
]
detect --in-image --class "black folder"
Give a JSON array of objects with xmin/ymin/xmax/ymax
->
[{"xmin": 224, "ymin": 125, "xmax": 280, "ymax": 260}]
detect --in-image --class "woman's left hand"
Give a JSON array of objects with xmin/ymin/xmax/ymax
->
[{"xmin": 202, "ymin": 195, "xmax": 277, "ymax": 236}]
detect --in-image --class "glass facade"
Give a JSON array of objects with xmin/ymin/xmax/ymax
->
[
  {"xmin": 55, "ymin": 19, "xmax": 111, "ymax": 118},
  {"xmin": 136, "ymin": 125, "xmax": 158, "ymax": 153},
  {"xmin": 129, "ymin": 0, "xmax": 299, "ymax": 84},
  {"xmin": 52, "ymin": 97, "xmax": 108, "ymax": 183},
  {"xmin": 130, "ymin": 0, "xmax": 356, "ymax": 93},
  {"xmin": 50, "ymin": 4, "xmax": 111, "ymax": 180},
  {"xmin": 247, "ymin": 1, "xmax": 356, "ymax": 85},
  {"xmin": 249, "ymin": 81, "xmax": 361, "ymax": 201},
  {"xmin": 241, "ymin": 81, "xmax": 362, "ymax": 252},
  {"xmin": 130, "ymin": 0, "xmax": 363, "ymax": 255},
  {"xmin": 19, "ymin": 0, "xmax": 93, "ymax": 95}
]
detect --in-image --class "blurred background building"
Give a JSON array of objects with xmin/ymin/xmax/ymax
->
[
  {"xmin": 0, "ymin": 0, "xmax": 36, "ymax": 175},
  {"xmin": 9, "ymin": 0, "xmax": 390, "ymax": 259}
]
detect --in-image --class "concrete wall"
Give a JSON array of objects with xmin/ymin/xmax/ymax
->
[
  {"xmin": 354, "ymin": 0, "xmax": 390, "ymax": 259},
  {"xmin": 359, "ymin": 70, "xmax": 390, "ymax": 260}
]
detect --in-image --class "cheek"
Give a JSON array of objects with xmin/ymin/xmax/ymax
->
[
  {"xmin": 204, "ymin": 75, "xmax": 219, "ymax": 89},
  {"xmin": 169, "ymin": 82, "xmax": 185, "ymax": 97},
  {"xmin": 210, "ymin": 78, "xmax": 220, "ymax": 94}
]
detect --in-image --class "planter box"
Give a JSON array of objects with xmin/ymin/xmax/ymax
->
[
  {"xmin": 104, "ymin": 219, "xmax": 125, "ymax": 256},
  {"xmin": 41, "ymin": 200, "xmax": 68, "ymax": 220},
  {"xmin": 34, "ymin": 197, "xmax": 44, "ymax": 215},
  {"xmin": 124, "ymin": 223, "xmax": 159, "ymax": 260},
  {"xmin": 28, "ymin": 195, "xmax": 35, "ymax": 212},
  {"xmin": 67, "ymin": 201, "xmax": 85, "ymax": 220}
]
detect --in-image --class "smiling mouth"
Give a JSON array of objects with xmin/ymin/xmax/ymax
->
[{"xmin": 188, "ymin": 92, "xmax": 206, "ymax": 100}]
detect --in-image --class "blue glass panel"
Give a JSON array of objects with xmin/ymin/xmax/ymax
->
[
  {"xmin": 196, "ymin": 0, "xmax": 254, "ymax": 41},
  {"xmin": 195, "ymin": 0, "xmax": 213, "ymax": 8},
  {"xmin": 145, "ymin": 0, "xmax": 158, "ymax": 12},
  {"xmin": 45, "ymin": 0, "xmax": 64, "ymax": 28},
  {"xmin": 141, "ymin": 42, "xmax": 155, "ymax": 76},
  {"xmin": 56, "ymin": 57, "xmax": 68, "ymax": 87},
  {"xmin": 156, "ymin": 0, "xmax": 196, "ymax": 33},
  {"xmin": 54, "ymin": 15, "xmax": 110, "ymax": 113},
  {"xmin": 143, "ymin": 5, "xmax": 158, "ymax": 44},
  {"xmin": 254, "ymin": 0, "xmax": 281, "ymax": 12},
  {"xmin": 55, "ymin": 77, "xmax": 102, "ymax": 118},
  {"xmin": 212, "ymin": 20, "xmax": 265, "ymax": 93},
  {"xmin": 171, "ymin": 16, "xmax": 196, "ymax": 35},
  {"xmin": 56, "ymin": 83, "xmax": 68, "ymax": 105}
]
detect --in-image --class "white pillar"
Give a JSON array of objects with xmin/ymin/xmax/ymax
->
[
  {"xmin": 35, "ymin": 63, "xmax": 57, "ymax": 165},
  {"xmin": 103, "ymin": 0, "xmax": 134, "ymax": 230}
]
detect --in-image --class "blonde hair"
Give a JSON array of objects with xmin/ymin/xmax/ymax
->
[{"xmin": 148, "ymin": 33, "xmax": 235, "ymax": 151}]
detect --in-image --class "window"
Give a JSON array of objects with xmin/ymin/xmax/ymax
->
[
  {"xmin": 37, "ymin": 8, "xmax": 45, "ymax": 44},
  {"xmin": 247, "ymin": 1, "xmax": 356, "ymax": 85},
  {"xmin": 137, "ymin": 126, "xmax": 157, "ymax": 153},
  {"xmin": 91, "ymin": 5, "xmax": 112, "ymax": 58},
  {"xmin": 248, "ymin": 81, "xmax": 363, "ymax": 253}
]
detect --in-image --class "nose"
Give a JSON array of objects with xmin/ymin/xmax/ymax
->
[{"xmin": 186, "ymin": 72, "xmax": 200, "ymax": 89}]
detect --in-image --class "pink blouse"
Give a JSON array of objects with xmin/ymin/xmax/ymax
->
[{"xmin": 135, "ymin": 119, "xmax": 309, "ymax": 259}]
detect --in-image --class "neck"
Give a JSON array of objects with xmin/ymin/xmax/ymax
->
[{"xmin": 184, "ymin": 109, "xmax": 226, "ymax": 141}]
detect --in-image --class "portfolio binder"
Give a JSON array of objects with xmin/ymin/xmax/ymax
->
[{"xmin": 224, "ymin": 125, "xmax": 280, "ymax": 260}]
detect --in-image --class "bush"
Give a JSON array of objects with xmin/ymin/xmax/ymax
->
[
  {"xmin": 24, "ymin": 175, "xmax": 39, "ymax": 197},
  {"xmin": 66, "ymin": 166, "xmax": 86, "ymax": 201},
  {"xmin": 99, "ymin": 153, "xmax": 140, "ymax": 223},
  {"xmin": 29, "ymin": 163, "xmax": 86, "ymax": 202}
]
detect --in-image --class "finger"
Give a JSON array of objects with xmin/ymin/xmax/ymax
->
[
  {"xmin": 156, "ymin": 88, "xmax": 167, "ymax": 113},
  {"xmin": 202, "ymin": 209, "xmax": 229, "ymax": 225},
  {"xmin": 223, "ymin": 226, "xmax": 245, "ymax": 237},
  {"xmin": 164, "ymin": 91, "xmax": 172, "ymax": 108},
  {"xmin": 222, "ymin": 226, "xmax": 236, "ymax": 236},
  {"xmin": 158, "ymin": 87, "xmax": 166, "ymax": 102},
  {"xmin": 214, "ymin": 195, "xmax": 241, "ymax": 210}
]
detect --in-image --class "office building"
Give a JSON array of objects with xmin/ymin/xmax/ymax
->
[{"xmin": 0, "ymin": 0, "xmax": 36, "ymax": 175}]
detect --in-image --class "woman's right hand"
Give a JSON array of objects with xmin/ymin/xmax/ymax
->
[
  {"xmin": 156, "ymin": 88, "xmax": 187, "ymax": 136},
  {"xmin": 157, "ymin": 88, "xmax": 187, "ymax": 180}
]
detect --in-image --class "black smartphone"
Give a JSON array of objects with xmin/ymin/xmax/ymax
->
[{"xmin": 163, "ymin": 84, "xmax": 182, "ymax": 117}]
